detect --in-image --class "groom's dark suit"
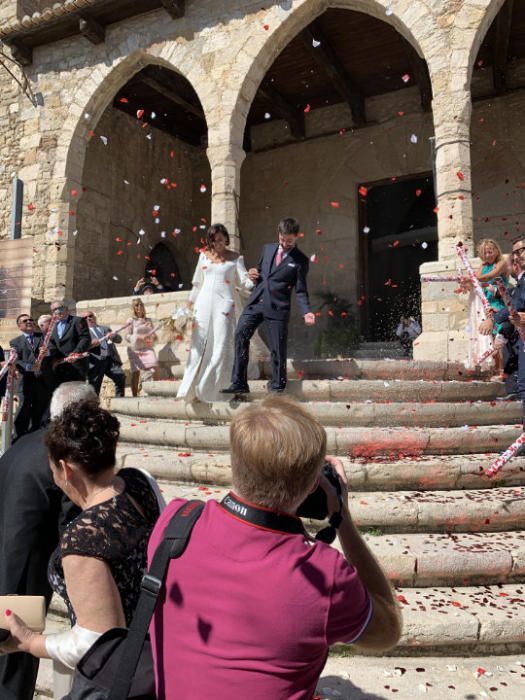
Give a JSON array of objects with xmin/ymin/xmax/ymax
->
[
  {"xmin": 231, "ymin": 243, "xmax": 311, "ymax": 391},
  {"xmin": 9, "ymin": 332, "xmax": 51, "ymax": 436}
]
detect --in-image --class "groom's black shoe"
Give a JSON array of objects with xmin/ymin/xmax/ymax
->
[{"xmin": 221, "ymin": 384, "xmax": 250, "ymax": 395}]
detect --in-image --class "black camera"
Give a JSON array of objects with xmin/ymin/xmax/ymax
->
[{"xmin": 296, "ymin": 462, "xmax": 342, "ymax": 520}]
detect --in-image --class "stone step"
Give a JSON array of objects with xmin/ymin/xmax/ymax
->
[
  {"xmin": 117, "ymin": 446, "xmax": 525, "ymax": 491},
  {"xmin": 265, "ymin": 359, "xmax": 485, "ymax": 381},
  {"xmin": 388, "ymin": 584, "xmax": 525, "ymax": 655},
  {"xmin": 347, "ymin": 486, "xmax": 525, "ymax": 534},
  {"xmin": 153, "ymin": 480, "xmax": 525, "ymax": 535},
  {"xmin": 314, "ymin": 654, "xmax": 525, "ymax": 698},
  {"xmin": 111, "ymin": 396, "xmax": 519, "ymax": 428},
  {"xmin": 117, "ymin": 417, "xmax": 523, "ymax": 456},
  {"xmin": 142, "ymin": 378, "xmax": 506, "ymax": 402}
]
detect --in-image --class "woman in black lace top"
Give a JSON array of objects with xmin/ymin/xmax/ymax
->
[{"xmin": 0, "ymin": 401, "xmax": 162, "ymax": 672}]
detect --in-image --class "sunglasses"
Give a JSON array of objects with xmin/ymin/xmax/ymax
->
[{"xmin": 20, "ymin": 318, "xmax": 33, "ymax": 323}]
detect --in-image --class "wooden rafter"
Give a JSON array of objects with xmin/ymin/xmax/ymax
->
[
  {"xmin": 493, "ymin": 0, "xmax": 514, "ymax": 94},
  {"xmin": 139, "ymin": 75, "xmax": 203, "ymax": 119},
  {"xmin": 79, "ymin": 16, "xmax": 106, "ymax": 45},
  {"xmin": 407, "ymin": 47, "xmax": 432, "ymax": 112},
  {"xmin": 299, "ymin": 21, "xmax": 366, "ymax": 127},
  {"xmin": 258, "ymin": 84, "xmax": 305, "ymax": 139},
  {"xmin": 160, "ymin": 0, "xmax": 185, "ymax": 19}
]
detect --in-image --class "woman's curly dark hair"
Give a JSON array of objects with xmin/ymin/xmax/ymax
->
[
  {"xmin": 206, "ymin": 223, "xmax": 230, "ymax": 250},
  {"xmin": 45, "ymin": 401, "xmax": 120, "ymax": 477}
]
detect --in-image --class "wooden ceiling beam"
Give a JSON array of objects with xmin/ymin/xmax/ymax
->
[
  {"xmin": 493, "ymin": 0, "xmax": 514, "ymax": 94},
  {"xmin": 407, "ymin": 47, "xmax": 432, "ymax": 112},
  {"xmin": 160, "ymin": 0, "xmax": 185, "ymax": 19},
  {"xmin": 300, "ymin": 22, "xmax": 366, "ymax": 127},
  {"xmin": 79, "ymin": 16, "xmax": 106, "ymax": 45},
  {"xmin": 138, "ymin": 75, "xmax": 204, "ymax": 119},
  {"xmin": 258, "ymin": 85, "xmax": 305, "ymax": 139}
]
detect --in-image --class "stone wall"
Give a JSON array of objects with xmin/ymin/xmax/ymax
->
[
  {"xmin": 0, "ymin": 0, "xmax": 516, "ymax": 361},
  {"xmin": 74, "ymin": 106, "xmax": 210, "ymax": 301}
]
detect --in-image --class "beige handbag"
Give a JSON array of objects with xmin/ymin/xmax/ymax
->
[{"xmin": 0, "ymin": 595, "xmax": 46, "ymax": 641}]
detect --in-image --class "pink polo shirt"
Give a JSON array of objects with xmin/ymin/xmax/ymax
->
[{"xmin": 148, "ymin": 498, "xmax": 372, "ymax": 700}]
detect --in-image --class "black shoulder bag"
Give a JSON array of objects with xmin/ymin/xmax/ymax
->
[{"xmin": 63, "ymin": 500, "xmax": 204, "ymax": 700}]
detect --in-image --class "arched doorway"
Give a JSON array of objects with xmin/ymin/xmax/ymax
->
[
  {"xmin": 470, "ymin": 0, "xmax": 525, "ymax": 251},
  {"xmin": 239, "ymin": 7, "xmax": 436, "ymax": 354},
  {"xmin": 72, "ymin": 64, "xmax": 211, "ymax": 301}
]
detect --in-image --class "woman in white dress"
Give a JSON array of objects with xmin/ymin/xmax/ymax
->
[{"xmin": 177, "ymin": 224, "xmax": 254, "ymax": 402}]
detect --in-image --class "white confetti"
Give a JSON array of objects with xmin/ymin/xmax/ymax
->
[
  {"xmin": 417, "ymin": 684, "xmax": 428, "ymax": 694},
  {"xmin": 100, "ymin": 135, "xmax": 108, "ymax": 145},
  {"xmin": 385, "ymin": 6, "xmax": 393, "ymax": 16},
  {"xmin": 402, "ymin": 73, "xmax": 411, "ymax": 83},
  {"xmin": 310, "ymin": 254, "xmax": 318, "ymax": 263},
  {"xmin": 155, "ymin": 218, "xmax": 160, "ymax": 224},
  {"xmin": 312, "ymin": 39, "xmax": 321, "ymax": 48},
  {"xmin": 264, "ymin": 112, "xmax": 271, "ymax": 120},
  {"xmin": 151, "ymin": 111, "xmax": 156, "ymax": 119},
  {"xmin": 200, "ymin": 184, "xmax": 207, "ymax": 193},
  {"xmin": 160, "ymin": 231, "xmax": 167, "ymax": 238},
  {"xmin": 84, "ymin": 113, "xmax": 90, "ymax": 120},
  {"xmin": 112, "ymin": 276, "xmax": 118, "ymax": 281},
  {"xmin": 160, "ymin": 178, "xmax": 168, "ymax": 185},
  {"xmin": 174, "ymin": 228, "xmax": 181, "ymax": 235},
  {"xmin": 146, "ymin": 134, "xmax": 152, "ymax": 140},
  {"xmin": 421, "ymin": 241, "xmax": 428, "ymax": 249},
  {"xmin": 124, "ymin": 180, "xmax": 130, "ymax": 185},
  {"xmin": 410, "ymin": 134, "xmax": 418, "ymax": 144},
  {"xmin": 178, "ymin": 283, "xmax": 184, "ymax": 289},
  {"xmin": 153, "ymin": 205, "xmax": 160, "ymax": 211},
  {"xmin": 72, "ymin": 230, "xmax": 78, "ymax": 237},
  {"xmin": 363, "ymin": 226, "xmax": 370, "ymax": 234},
  {"xmin": 138, "ymin": 229, "xmax": 146, "ymax": 236}
]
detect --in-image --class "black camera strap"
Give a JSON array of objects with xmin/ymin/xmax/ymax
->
[{"xmin": 220, "ymin": 492, "xmax": 307, "ymax": 536}]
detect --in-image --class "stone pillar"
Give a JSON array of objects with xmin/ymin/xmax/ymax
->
[
  {"xmin": 414, "ymin": 89, "xmax": 475, "ymax": 364},
  {"xmin": 42, "ymin": 177, "xmax": 79, "ymax": 305},
  {"xmin": 206, "ymin": 143, "xmax": 246, "ymax": 253}
]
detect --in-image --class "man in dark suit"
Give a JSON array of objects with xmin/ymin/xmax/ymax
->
[
  {"xmin": 0, "ymin": 381, "xmax": 96, "ymax": 700},
  {"xmin": 223, "ymin": 218, "xmax": 315, "ymax": 394},
  {"xmin": 9, "ymin": 314, "xmax": 51, "ymax": 437},
  {"xmin": 0, "ymin": 345, "xmax": 6, "ymax": 400},
  {"xmin": 47, "ymin": 300, "xmax": 91, "ymax": 385},
  {"xmin": 82, "ymin": 310, "xmax": 126, "ymax": 396}
]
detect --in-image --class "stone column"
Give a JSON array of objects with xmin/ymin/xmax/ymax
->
[
  {"xmin": 206, "ymin": 143, "xmax": 246, "ymax": 253},
  {"xmin": 414, "ymin": 89, "xmax": 475, "ymax": 364}
]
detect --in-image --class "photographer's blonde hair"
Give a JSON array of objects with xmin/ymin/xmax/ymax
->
[
  {"xmin": 230, "ymin": 395, "xmax": 326, "ymax": 512},
  {"xmin": 477, "ymin": 238, "xmax": 503, "ymax": 263}
]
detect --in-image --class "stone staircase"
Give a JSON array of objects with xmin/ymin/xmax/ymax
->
[{"xmin": 36, "ymin": 359, "xmax": 525, "ymax": 696}]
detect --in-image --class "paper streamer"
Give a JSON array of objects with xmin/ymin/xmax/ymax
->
[
  {"xmin": 1, "ymin": 350, "xmax": 17, "ymax": 423},
  {"xmin": 0, "ymin": 349, "xmax": 16, "ymax": 382},
  {"xmin": 455, "ymin": 243, "xmax": 492, "ymax": 314},
  {"xmin": 485, "ymin": 432, "xmax": 525, "ymax": 478},
  {"xmin": 421, "ymin": 275, "xmax": 462, "ymax": 283},
  {"xmin": 476, "ymin": 345, "xmax": 497, "ymax": 365},
  {"xmin": 33, "ymin": 315, "xmax": 57, "ymax": 373}
]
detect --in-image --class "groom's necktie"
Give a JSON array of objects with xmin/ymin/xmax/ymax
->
[{"xmin": 275, "ymin": 248, "xmax": 283, "ymax": 267}]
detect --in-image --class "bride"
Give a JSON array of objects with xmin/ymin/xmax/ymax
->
[{"xmin": 177, "ymin": 224, "xmax": 255, "ymax": 402}]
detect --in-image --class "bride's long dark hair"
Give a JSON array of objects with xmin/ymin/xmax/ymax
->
[{"xmin": 206, "ymin": 224, "xmax": 230, "ymax": 251}]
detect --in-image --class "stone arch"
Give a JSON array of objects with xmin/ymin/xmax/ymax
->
[
  {"xmin": 54, "ymin": 46, "xmax": 211, "ymax": 191},
  {"xmin": 226, "ymin": 0, "xmax": 443, "ymax": 148},
  {"xmin": 463, "ymin": 0, "xmax": 507, "ymax": 84},
  {"xmin": 51, "ymin": 44, "xmax": 212, "ymax": 302}
]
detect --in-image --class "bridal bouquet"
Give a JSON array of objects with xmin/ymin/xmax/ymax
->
[{"xmin": 172, "ymin": 307, "xmax": 193, "ymax": 333}]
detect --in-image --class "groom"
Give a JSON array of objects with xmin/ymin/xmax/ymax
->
[{"xmin": 223, "ymin": 217, "xmax": 315, "ymax": 395}]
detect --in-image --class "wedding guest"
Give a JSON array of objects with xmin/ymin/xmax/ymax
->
[
  {"xmin": 82, "ymin": 310, "xmax": 126, "ymax": 397},
  {"xmin": 0, "ymin": 401, "xmax": 163, "ymax": 692},
  {"xmin": 0, "ymin": 382, "xmax": 95, "ymax": 700},
  {"xmin": 125, "ymin": 299, "xmax": 159, "ymax": 397},
  {"xmin": 47, "ymin": 301, "xmax": 91, "ymax": 385},
  {"xmin": 37, "ymin": 315, "xmax": 52, "ymax": 334}
]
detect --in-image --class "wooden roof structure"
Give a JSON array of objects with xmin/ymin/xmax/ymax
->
[{"xmin": 2, "ymin": 1, "xmax": 525, "ymax": 148}]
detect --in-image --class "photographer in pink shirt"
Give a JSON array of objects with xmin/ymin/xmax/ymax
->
[{"xmin": 148, "ymin": 395, "xmax": 401, "ymax": 699}]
